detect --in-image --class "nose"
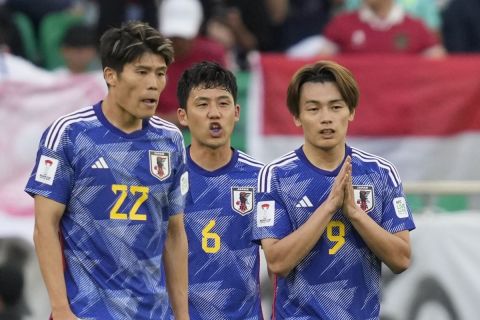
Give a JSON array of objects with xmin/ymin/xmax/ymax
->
[
  {"xmin": 319, "ymin": 108, "xmax": 333, "ymax": 124},
  {"xmin": 207, "ymin": 104, "xmax": 221, "ymax": 118},
  {"xmin": 147, "ymin": 73, "xmax": 158, "ymax": 90}
]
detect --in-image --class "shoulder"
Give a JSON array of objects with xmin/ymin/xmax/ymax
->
[
  {"xmin": 148, "ymin": 116, "xmax": 183, "ymax": 139},
  {"xmin": 237, "ymin": 150, "xmax": 264, "ymax": 172},
  {"xmin": 258, "ymin": 151, "xmax": 300, "ymax": 192},
  {"xmin": 43, "ymin": 105, "xmax": 97, "ymax": 151},
  {"xmin": 351, "ymin": 147, "xmax": 402, "ymax": 187}
]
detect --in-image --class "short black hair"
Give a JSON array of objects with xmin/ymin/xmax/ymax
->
[
  {"xmin": 99, "ymin": 21, "xmax": 174, "ymax": 74},
  {"xmin": 177, "ymin": 61, "xmax": 237, "ymax": 109}
]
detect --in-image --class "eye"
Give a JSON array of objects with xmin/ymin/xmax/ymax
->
[{"xmin": 137, "ymin": 70, "xmax": 147, "ymax": 75}]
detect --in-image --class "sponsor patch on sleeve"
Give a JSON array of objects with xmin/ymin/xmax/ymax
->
[
  {"xmin": 393, "ymin": 197, "xmax": 409, "ymax": 218},
  {"xmin": 35, "ymin": 155, "xmax": 59, "ymax": 186},
  {"xmin": 257, "ymin": 201, "xmax": 275, "ymax": 227},
  {"xmin": 180, "ymin": 171, "xmax": 189, "ymax": 195}
]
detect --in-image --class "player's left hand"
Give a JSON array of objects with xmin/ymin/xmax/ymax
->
[{"xmin": 342, "ymin": 166, "xmax": 362, "ymax": 220}]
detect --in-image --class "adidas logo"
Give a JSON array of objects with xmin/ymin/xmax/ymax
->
[
  {"xmin": 91, "ymin": 157, "xmax": 109, "ymax": 169},
  {"xmin": 296, "ymin": 196, "xmax": 313, "ymax": 208}
]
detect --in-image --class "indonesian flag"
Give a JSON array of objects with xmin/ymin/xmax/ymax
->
[{"xmin": 247, "ymin": 53, "xmax": 480, "ymax": 181}]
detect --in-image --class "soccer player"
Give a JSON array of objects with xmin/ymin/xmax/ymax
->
[
  {"xmin": 176, "ymin": 61, "xmax": 264, "ymax": 319},
  {"xmin": 25, "ymin": 22, "xmax": 189, "ymax": 320},
  {"xmin": 254, "ymin": 61, "xmax": 415, "ymax": 319}
]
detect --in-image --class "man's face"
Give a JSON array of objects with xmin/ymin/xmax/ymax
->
[
  {"xmin": 62, "ymin": 46, "xmax": 97, "ymax": 74},
  {"xmin": 294, "ymin": 81, "xmax": 354, "ymax": 152},
  {"xmin": 178, "ymin": 86, "xmax": 239, "ymax": 149},
  {"xmin": 106, "ymin": 52, "xmax": 167, "ymax": 119}
]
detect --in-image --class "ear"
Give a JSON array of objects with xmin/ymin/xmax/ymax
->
[
  {"xmin": 103, "ymin": 67, "xmax": 117, "ymax": 87},
  {"xmin": 177, "ymin": 107, "xmax": 188, "ymax": 127},
  {"xmin": 349, "ymin": 109, "xmax": 355, "ymax": 122},
  {"xmin": 293, "ymin": 115, "xmax": 302, "ymax": 127},
  {"xmin": 234, "ymin": 104, "xmax": 240, "ymax": 123}
]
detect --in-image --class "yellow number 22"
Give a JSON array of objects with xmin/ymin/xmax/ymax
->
[{"xmin": 110, "ymin": 184, "xmax": 149, "ymax": 221}]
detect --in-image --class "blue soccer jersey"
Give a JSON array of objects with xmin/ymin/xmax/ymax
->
[
  {"xmin": 25, "ymin": 101, "xmax": 188, "ymax": 320},
  {"xmin": 253, "ymin": 145, "xmax": 415, "ymax": 320},
  {"xmin": 184, "ymin": 148, "xmax": 264, "ymax": 320}
]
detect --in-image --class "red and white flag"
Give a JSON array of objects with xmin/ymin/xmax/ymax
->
[{"xmin": 247, "ymin": 54, "xmax": 480, "ymax": 182}]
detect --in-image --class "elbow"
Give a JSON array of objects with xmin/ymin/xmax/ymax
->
[
  {"xmin": 267, "ymin": 261, "xmax": 293, "ymax": 278},
  {"xmin": 390, "ymin": 255, "xmax": 411, "ymax": 274}
]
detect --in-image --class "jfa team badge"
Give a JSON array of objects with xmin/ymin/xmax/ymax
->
[
  {"xmin": 232, "ymin": 187, "xmax": 254, "ymax": 215},
  {"xmin": 149, "ymin": 151, "xmax": 171, "ymax": 181},
  {"xmin": 353, "ymin": 185, "xmax": 375, "ymax": 213}
]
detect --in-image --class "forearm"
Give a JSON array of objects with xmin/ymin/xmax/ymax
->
[
  {"xmin": 349, "ymin": 211, "xmax": 411, "ymax": 273},
  {"xmin": 164, "ymin": 217, "xmax": 189, "ymax": 319},
  {"xmin": 264, "ymin": 202, "xmax": 335, "ymax": 277},
  {"xmin": 34, "ymin": 224, "xmax": 71, "ymax": 313}
]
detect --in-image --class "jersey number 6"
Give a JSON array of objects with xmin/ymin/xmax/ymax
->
[{"xmin": 202, "ymin": 220, "xmax": 221, "ymax": 253}]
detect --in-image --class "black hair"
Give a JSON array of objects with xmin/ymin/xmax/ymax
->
[
  {"xmin": 99, "ymin": 21, "xmax": 174, "ymax": 73},
  {"xmin": 177, "ymin": 61, "xmax": 237, "ymax": 109}
]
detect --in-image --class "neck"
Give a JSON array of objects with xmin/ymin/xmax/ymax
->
[
  {"xmin": 369, "ymin": 0, "xmax": 394, "ymax": 19},
  {"xmin": 302, "ymin": 142, "xmax": 346, "ymax": 171},
  {"xmin": 189, "ymin": 143, "xmax": 233, "ymax": 171},
  {"xmin": 102, "ymin": 96, "xmax": 143, "ymax": 133}
]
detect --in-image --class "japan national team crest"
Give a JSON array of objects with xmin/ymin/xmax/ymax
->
[
  {"xmin": 232, "ymin": 187, "xmax": 254, "ymax": 215},
  {"xmin": 353, "ymin": 185, "xmax": 375, "ymax": 213},
  {"xmin": 149, "ymin": 151, "xmax": 171, "ymax": 181}
]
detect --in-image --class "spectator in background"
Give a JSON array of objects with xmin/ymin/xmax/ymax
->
[
  {"xmin": 273, "ymin": 0, "xmax": 335, "ymax": 51},
  {"xmin": 441, "ymin": 0, "xmax": 480, "ymax": 53},
  {"xmin": 58, "ymin": 23, "xmax": 99, "ymax": 74},
  {"xmin": 201, "ymin": 0, "xmax": 278, "ymax": 69},
  {"xmin": 156, "ymin": 0, "xmax": 226, "ymax": 126},
  {"xmin": 5, "ymin": 0, "xmax": 74, "ymax": 29},
  {"xmin": 0, "ymin": 5, "xmax": 26, "ymax": 58},
  {"xmin": 340, "ymin": 0, "xmax": 441, "ymax": 31},
  {"xmin": 315, "ymin": 0, "xmax": 446, "ymax": 57},
  {"xmin": 95, "ymin": 0, "xmax": 158, "ymax": 42}
]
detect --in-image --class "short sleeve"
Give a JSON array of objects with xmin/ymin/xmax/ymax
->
[
  {"xmin": 252, "ymin": 169, "xmax": 294, "ymax": 244},
  {"xmin": 380, "ymin": 176, "xmax": 416, "ymax": 234},
  {"xmin": 166, "ymin": 132, "xmax": 188, "ymax": 216},
  {"xmin": 24, "ymin": 126, "xmax": 74, "ymax": 205}
]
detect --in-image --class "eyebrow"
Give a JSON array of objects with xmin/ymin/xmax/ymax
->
[
  {"xmin": 304, "ymin": 98, "xmax": 345, "ymax": 104},
  {"xmin": 134, "ymin": 65, "xmax": 167, "ymax": 72},
  {"xmin": 194, "ymin": 95, "xmax": 232, "ymax": 102}
]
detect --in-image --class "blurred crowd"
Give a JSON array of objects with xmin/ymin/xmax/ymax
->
[{"xmin": 1, "ymin": 0, "xmax": 480, "ymax": 123}]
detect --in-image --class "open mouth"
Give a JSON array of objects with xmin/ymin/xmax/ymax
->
[
  {"xmin": 209, "ymin": 122, "xmax": 222, "ymax": 136},
  {"xmin": 141, "ymin": 99, "xmax": 157, "ymax": 107}
]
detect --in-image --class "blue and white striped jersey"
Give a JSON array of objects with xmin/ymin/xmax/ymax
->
[
  {"xmin": 185, "ymin": 148, "xmax": 264, "ymax": 320},
  {"xmin": 25, "ymin": 101, "xmax": 188, "ymax": 320},
  {"xmin": 253, "ymin": 145, "xmax": 415, "ymax": 320}
]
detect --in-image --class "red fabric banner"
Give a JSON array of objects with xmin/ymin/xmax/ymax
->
[{"xmin": 261, "ymin": 54, "xmax": 480, "ymax": 137}]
